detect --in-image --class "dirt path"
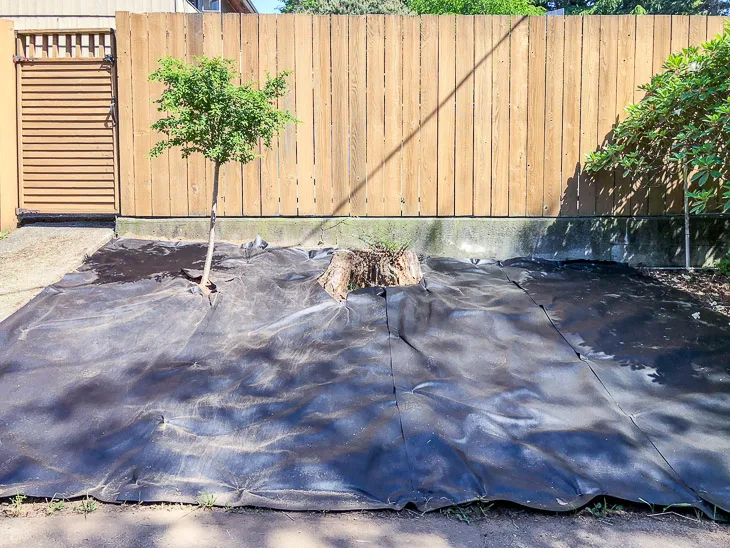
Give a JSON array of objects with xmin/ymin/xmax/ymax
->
[
  {"xmin": 0, "ymin": 223, "xmax": 113, "ymax": 322},
  {"xmin": 1, "ymin": 503, "xmax": 728, "ymax": 547}
]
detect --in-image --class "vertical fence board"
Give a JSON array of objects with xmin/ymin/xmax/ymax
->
[
  {"xmin": 402, "ymin": 16, "xmax": 420, "ymax": 216},
  {"xmin": 454, "ymin": 16, "xmax": 474, "ymax": 216},
  {"xmin": 185, "ymin": 13, "xmax": 206, "ymax": 216},
  {"xmin": 437, "ymin": 15, "xmax": 456, "ymax": 216},
  {"xmin": 705, "ymin": 17, "xmax": 727, "ymax": 212},
  {"xmin": 117, "ymin": 12, "xmax": 135, "ymax": 216},
  {"xmin": 241, "ymin": 15, "xmax": 261, "ymax": 216},
  {"xmin": 526, "ymin": 16, "xmax": 546, "ymax": 217},
  {"xmin": 313, "ymin": 15, "xmax": 333, "ymax": 215},
  {"xmin": 665, "ymin": 15, "xmax": 690, "ymax": 214},
  {"xmin": 331, "ymin": 16, "xmax": 350, "ymax": 216},
  {"xmin": 613, "ymin": 15, "xmax": 636, "ymax": 216},
  {"xmin": 631, "ymin": 15, "xmax": 653, "ymax": 216},
  {"xmin": 561, "ymin": 16, "xmax": 582, "ymax": 216},
  {"xmin": 167, "ymin": 12, "xmax": 189, "ymax": 216},
  {"xmin": 688, "ymin": 15, "xmax": 707, "ymax": 46},
  {"xmin": 508, "ymin": 17, "xmax": 529, "ymax": 216},
  {"xmin": 148, "ymin": 12, "xmax": 170, "ymax": 217},
  {"xmin": 473, "ymin": 16, "xmax": 492, "ymax": 217},
  {"xmin": 295, "ymin": 14, "xmax": 316, "ymax": 216},
  {"xmin": 348, "ymin": 16, "xmax": 366, "ymax": 216},
  {"xmin": 131, "ymin": 13, "xmax": 151, "ymax": 216},
  {"xmin": 596, "ymin": 16, "xmax": 619, "ymax": 216},
  {"xmin": 259, "ymin": 14, "xmax": 278, "ymax": 215},
  {"xmin": 491, "ymin": 16, "xmax": 510, "ymax": 216},
  {"xmin": 384, "ymin": 15, "xmax": 403, "ymax": 216},
  {"xmin": 648, "ymin": 15, "xmax": 671, "ymax": 215},
  {"xmin": 366, "ymin": 15, "xmax": 385, "ymax": 216},
  {"xmin": 419, "ymin": 15, "xmax": 438, "ymax": 216},
  {"xmin": 278, "ymin": 14, "xmax": 298, "ymax": 215},
  {"xmin": 221, "ymin": 13, "xmax": 243, "ymax": 217},
  {"xmin": 543, "ymin": 16, "xmax": 564, "ymax": 217},
  {"xmin": 578, "ymin": 16, "xmax": 599, "ymax": 217},
  {"xmin": 203, "ymin": 13, "xmax": 223, "ymax": 216}
]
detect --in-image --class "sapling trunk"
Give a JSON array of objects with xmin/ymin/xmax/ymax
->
[{"xmin": 200, "ymin": 162, "xmax": 221, "ymax": 291}]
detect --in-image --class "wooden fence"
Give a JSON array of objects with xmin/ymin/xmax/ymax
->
[
  {"xmin": 0, "ymin": 18, "xmax": 18, "ymax": 231},
  {"xmin": 116, "ymin": 12, "xmax": 730, "ymax": 218}
]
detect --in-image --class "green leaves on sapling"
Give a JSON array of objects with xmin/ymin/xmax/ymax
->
[{"xmin": 148, "ymin": 56, "xmax": 298, "ymax": 167}]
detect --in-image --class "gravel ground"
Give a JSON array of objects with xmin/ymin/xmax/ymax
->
[{"xmin": 647, "ymin": 269, "xmax": 730, "ymax": 318}]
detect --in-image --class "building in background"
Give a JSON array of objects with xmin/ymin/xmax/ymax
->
[{"xmin": 0, "ymin": 0, "xmax": 257, "ymax": 30}]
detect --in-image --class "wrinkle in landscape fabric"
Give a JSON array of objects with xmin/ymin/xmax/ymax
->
[
  {"xmin": 503, "ymin": 259, "xmax": 730, "ymax": 511},
  {"xmin": 0, "ymin": 239, "xmax": 726, "ymax": 514}
]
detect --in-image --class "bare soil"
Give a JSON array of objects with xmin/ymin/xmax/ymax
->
[
  {"xmin": 647, "ymin": 269, "xmax": 730, "ymax": 318},
  {"xmin": 1, "ymin": 499, "xmax": 728, "ymax": 547},
  {"xmin": 0, "ymin": 224, "xmax": 113, "ymax": 322}
]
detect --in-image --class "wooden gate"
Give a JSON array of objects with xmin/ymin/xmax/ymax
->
[{"xmin": 15, "ymin": 30, "xmax": 119, "ymax": 215}]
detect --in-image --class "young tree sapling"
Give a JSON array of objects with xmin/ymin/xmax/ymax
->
[{"xmin": 149, "ymin": 56, "xmax": 296, "ymax": 291}]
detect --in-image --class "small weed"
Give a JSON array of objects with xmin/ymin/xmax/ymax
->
[
  {"xmin": 47, "ymin": 494, "xmax": 65, "ymax": 514},
  {"xmin": 76, "ymin": 493, "xmax": 97, "ymax": 517},
  {"xmin": 638, "ymin": 498, "xmax": 656, "ymax": 513},
  {"xmin": 440, "ymin": 500, "xmax": 494, "ymax": 523},
  {"xmin": 717, "ymin": 253, "xmax": 730, "ymax": 276},
  {"xmin": 586, "ymin": 498, "xmax": 624, "ymax": 518},
  {"xmin": 0, "ymin": 231, "xmax": 8, "ymax": 240},
  {"xmin": 9, "ymin": 494, "xmax": 26, "ymax": 517},
  {"xmin": 360, "ymin": 232, "xmax": 411, "ymax": 255},
  {"xmin": 196, "ymin": 492, "xmax": 217, "ymax": 510}
]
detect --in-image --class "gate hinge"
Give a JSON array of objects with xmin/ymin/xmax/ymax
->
[
  {"xmin": 103, "ymin": 54, "xmax": 115, "ymax": 64},
  {"xmin": 13, "ymin": 55, "xmax": 32, "ymax": 64}
]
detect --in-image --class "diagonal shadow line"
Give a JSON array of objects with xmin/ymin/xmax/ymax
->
[{"xmin": 294, "ymin": 16, "xmax": 525, "ymax": 247}]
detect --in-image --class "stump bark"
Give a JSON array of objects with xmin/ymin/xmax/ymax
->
[{"xmin": 319, "ymin": 250, "xmax": 423, "ymax": 302}]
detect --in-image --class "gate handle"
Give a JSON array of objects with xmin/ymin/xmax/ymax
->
[{"xmin": 109, "ymin": 96, "xmax": 117, "ymax": 127}]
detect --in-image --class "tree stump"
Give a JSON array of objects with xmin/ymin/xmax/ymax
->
[{"xmin": 318, "ymin": 249, "xmax": 423, "ymax": 302}]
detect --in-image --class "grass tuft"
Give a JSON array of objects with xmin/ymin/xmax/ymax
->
[
  {"xmin": 196, "ymin": 492, "xmax": 217, "ymax": 510},
  {"xmin": 76, "ymin": 493, "xmax": 97, "ymax": 517},
  {"xmin": 46, "ymin": 494, "xmax": 65, "ymax": 515},
  {"xmin": 440, "ymin": 500, "xmax": 494, "ymax": 524},
  {"xmin": 586, "ymin": 498, "xmax": 624, "ymax": 518}
]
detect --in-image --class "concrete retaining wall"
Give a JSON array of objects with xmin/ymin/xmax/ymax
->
[{"xmin": 116, "ymin": 216, "xmax": 730, "ymax": 267}]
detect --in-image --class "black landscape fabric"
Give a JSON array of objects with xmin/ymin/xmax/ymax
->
[{"xmin": 0, "ymin": 239, "xmax": 728, "ymax": 514}]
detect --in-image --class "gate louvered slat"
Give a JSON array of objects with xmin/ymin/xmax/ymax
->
[{"xmin": 17, "ymin": 30, "xmax": 118, "ymax": 215}]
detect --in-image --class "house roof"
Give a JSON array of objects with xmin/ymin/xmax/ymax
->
[{"xmin": 227, "ymin": 0, "xmax": 258, "ymax": 13}]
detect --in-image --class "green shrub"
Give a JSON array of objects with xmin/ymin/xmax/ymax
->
[
  {"xmin": 281, "ymin": 0, "xmax": 414, "ymax": 14},
  {"xmin": 718, "ymin": 252, "xmax": 730, "ymax": 276},
  {"xmin": 585, "ymin": 23, "xmax": 730, "ymax": 215},
  {"xmin": 408, "ymin": 0, "xmax": 544, "ymax": 14}
]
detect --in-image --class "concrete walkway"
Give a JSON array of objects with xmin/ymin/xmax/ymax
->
[{"xmin": 0, "ymin": 223, "xmax": 113, "ymax": 322}]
